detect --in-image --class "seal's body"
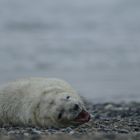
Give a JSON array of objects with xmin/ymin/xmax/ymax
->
[{"xmin": 0, "ymin": 77, "xmax": 90, "ymax": 127}]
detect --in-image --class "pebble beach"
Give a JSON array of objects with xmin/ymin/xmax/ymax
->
[{"xmin": 0, "ymin": 102, "xmax": 140, "ymax": 140}]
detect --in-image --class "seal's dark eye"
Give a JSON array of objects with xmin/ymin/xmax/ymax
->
[
  {"xmin": 58, "ymin": 112, "xmax": 62, "ymax": 119},
  {"xmin": 66, "ymin": 96, "xmax": 70, "ymax": 99},
  {"xmin": 58, "ymin": 110, "xmax": 64, "ymax": 119}
]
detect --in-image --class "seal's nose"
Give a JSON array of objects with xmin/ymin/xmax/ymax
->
[
  {"xmin": 73, "ymin": 104, "xmax": 79, "ymax": 111},
  {"xmin": 74, "ymin": 110, "xmax": 91, "ymax": 124}
]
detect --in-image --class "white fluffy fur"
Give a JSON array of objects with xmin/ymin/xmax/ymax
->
[{"xmin": 0, "ymin": 77, "xmax": 85, "ymax": 127}]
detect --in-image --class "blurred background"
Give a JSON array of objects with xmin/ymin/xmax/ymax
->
[{"xmin": 0, "ymin": 0, "xmax": 140, "ymax": 102}]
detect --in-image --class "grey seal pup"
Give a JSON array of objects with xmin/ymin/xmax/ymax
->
[{"xmin": 0, "ymin": 77, "xmax": 90, "ymax": 127}]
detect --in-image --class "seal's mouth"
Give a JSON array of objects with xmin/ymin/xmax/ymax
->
[{"xmin": 74, "ymin": 110, "xmax": 90, "ymax": 124}]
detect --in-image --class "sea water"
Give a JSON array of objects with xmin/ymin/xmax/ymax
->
[{"xmin": 0, "ymin": 0, "xmax": 140, "ymax": 102}]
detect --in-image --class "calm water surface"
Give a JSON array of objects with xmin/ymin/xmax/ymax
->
[{"xmin": 0, "ymin": 0, "xmax": 140, "ymax": 102}]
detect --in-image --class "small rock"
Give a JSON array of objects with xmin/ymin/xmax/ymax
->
[
  {"xmin": 69, "ymin": 130, "xmax": 75, "ymax": 135},
  {"xmin": 8, "ymin": 130, "xmax": 16, "ymax": 135},
  {"xmin": 32, "ymin": 128, "xmax": 42, "ymax": 134},
  {"xmin": 105, "ymin": 104, "xmax": 113, "ymax": 110},
  {"xmin": 24, "ymin": 132, "xmax": 29, "ymax": 136},
  {"xmin": 66, "ymin": 127, "xmax": 72, "ymax": 133}
]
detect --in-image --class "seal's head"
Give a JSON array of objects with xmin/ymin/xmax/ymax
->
[
  {"xmin": 55, "ymin": 92, "xmax": 90, "ymax": 126},
  {"xmin": 38, "ymin": 91, "xmax": 90, "ymax": 127}
]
